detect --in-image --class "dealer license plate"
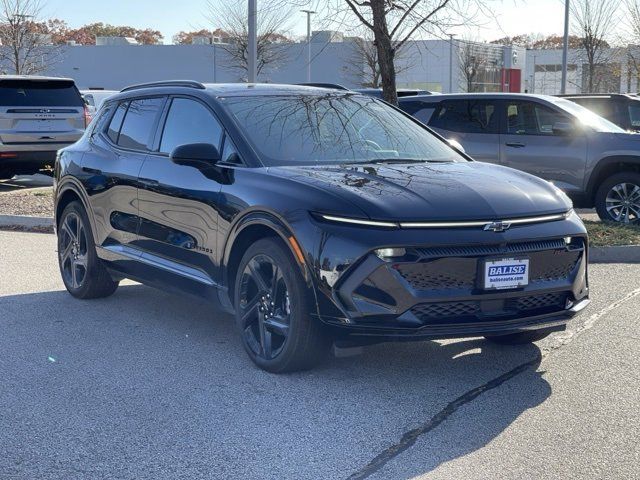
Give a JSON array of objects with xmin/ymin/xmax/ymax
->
[{"xmin": 484, "ymin": 258, "xmax": 529, "ymax": 290}]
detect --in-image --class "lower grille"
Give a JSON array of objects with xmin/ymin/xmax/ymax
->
[{"xmin": 410, "ymin": 292, "xmax": 568, "ymax": 324}]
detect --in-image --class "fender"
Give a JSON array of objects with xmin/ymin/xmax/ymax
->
[
  {"xmin": 218, "ymin": 208, "xmax": 320, "ymax": 313},
  {"xmin": 55, "ymin": 176, "xmax": 97, "ymax": 237},
  {"xmin": 587, "ymin": 155, "xmax": 640, "ymax": 199}
]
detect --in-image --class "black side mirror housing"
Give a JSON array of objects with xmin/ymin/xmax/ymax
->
[
  {"xmin": 170, "ymin": 143, "xmax": 220, "ymax": 167},
  {"xmin": 552, "ymin": 122, "xmax": 575, "ymax": 136}
]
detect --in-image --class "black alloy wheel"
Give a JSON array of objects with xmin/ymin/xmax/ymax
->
[
  {"xmin": 57, "ymin": 201, "xmax": 119, "ymax": 299},
  {"xmin": 238, "ymin": 253, "xmax": 292, "ymax": 361},
  {"xmin": 234, "ymin": 238, "xmax": 330, "ymax": 373}
]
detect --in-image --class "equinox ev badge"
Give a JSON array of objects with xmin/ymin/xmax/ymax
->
[{"xmin": 484, "ymin": 221, "xmax": 511, "ymax": 232}]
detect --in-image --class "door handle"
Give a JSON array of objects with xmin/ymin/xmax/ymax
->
[
  {"xmin": 139, "ymin": 177, "xmax": 159, "ymax": 187},
  {"xmin": 505, "ymin": 142, "xmax": 526, "ymax": 148},
  {"xmin": 82, "ymin": 166, "xmax": 102, "ymax": 175}
]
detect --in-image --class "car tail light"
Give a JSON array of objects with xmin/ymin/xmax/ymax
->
[{"xmin": 83, "ymin": 106, "xmax": 92, "ymax": 127}]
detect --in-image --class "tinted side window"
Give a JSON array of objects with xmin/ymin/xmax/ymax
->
[
  {"xmin": 107, "ymin": 102, "xmax": 128, "ymax": 143},
  {"xmin": 400, "ymin": 101, "xmax": 437, "ymax": 124},
  {"xmin": 429, "ymin": 100, "xmax": 497, "ymax": 134},
  {"xmin": 160, "ymin": 98, "xmax": 223, "ymax": 154},
  {"xmin": 505, "ymin": 101, "xmax": 568, "ymax": 135},
  {"xmin": 118, "ymin": 97, "xmax": 164, "ymax": 151}
]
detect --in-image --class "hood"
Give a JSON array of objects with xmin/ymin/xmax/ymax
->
[{"xmin": 268, "ymin": 161, "xmax": 571, "ymax": 221}]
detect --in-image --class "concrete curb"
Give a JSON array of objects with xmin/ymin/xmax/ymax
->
[
  {"xmin": 590, "ymin": 245, "xmax": 640, "ymax": 264},
  {"xmin": 0, "ymin": 214, "xmax": 54, "ymax": 231}
]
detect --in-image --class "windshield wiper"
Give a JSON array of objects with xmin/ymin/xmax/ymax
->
[{"xmin": 365, "ymin": 158, "xmax": 446, "ymax": 164}]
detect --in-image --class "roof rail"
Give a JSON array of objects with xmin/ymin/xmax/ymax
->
[{"xmin": 120, "ymin": 80, "xmax": 206, "ymax": 93}]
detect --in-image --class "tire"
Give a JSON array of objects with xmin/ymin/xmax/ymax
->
[
  {"xmin": 594, "ymin": 172, "xmax": 640, "ymax": 224},
  {"xmin": 57, "ymin": 201, "xmax": 119, "ymax": 299},
  {"xmin": 234, "ymin": 237, "xmax": 330, "ymax": 373},
  {"xmin": 485, "ymin": 330, "xmax": 551, "ymax": 345}
]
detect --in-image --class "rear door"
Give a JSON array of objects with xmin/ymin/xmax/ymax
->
[
  {"xmin": 0, "ymin": 78, "xmax": 85, "ymax": 148},
  {"xmin": 82, "ymin": 97, "xmax": 166, "ymax": 254},
  {"xmin": 426, "ymin": 98, "xmax": 501, "ymax": 163},
  {"xmin": 499, "ymin": 99, "xmax": 587, "ymax": 194}
]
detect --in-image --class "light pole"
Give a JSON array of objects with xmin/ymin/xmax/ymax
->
[
  {"xmin": 560, "ymin": 0, "xmax": 570, "ymax": 94},
  {"xmin": 248, "ymin": 0, "xmax": 257, "ymax": 83},
  {"xmin": 301, "ymin": 9, "xmax": 315, "ymax": 83},
  {"xmin": 448, "ymin": 34, "xmax": 456, "ymax": 93}
]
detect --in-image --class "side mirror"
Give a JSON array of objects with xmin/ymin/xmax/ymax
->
[
  {"xmin": 170, "ymin": 143, "xmax": 220, "ymax": 168},
  {"xmin": 552, "ymin": 122, "xmax": 575, "ymax": 136},
  {"xmin": 448, "ymin": 138, "xmax": 466, "ymax": 154}
]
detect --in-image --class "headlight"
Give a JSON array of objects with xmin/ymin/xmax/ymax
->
[{"xmin": 314, "ymin": 213, "xmax": 398, "ymax": 228}]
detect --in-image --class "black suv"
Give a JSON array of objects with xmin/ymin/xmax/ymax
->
[
  {"xmin": 558, "ymin": 94, "xmax": 640, "ymax": 132},
  {"xmin": 54, "ymin": 82, "xmax": 589, "ymax": 372}
]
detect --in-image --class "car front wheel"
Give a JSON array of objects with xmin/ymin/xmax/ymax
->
[
  {"xmin": 234, "ymin": 237, "xmax": 330, "ymax": 373},
  {"xmin": 595, "ymin": 172, "xmax": 640, "ymax": 224},
  {"xmin": 57, "ymin": 201, "xmax": 119, "ymax": 299}
]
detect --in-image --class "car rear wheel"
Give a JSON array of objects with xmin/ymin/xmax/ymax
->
[
  {"xmin": 234, "ymin": 237, "xmax": 330, "ymax": 373},
  {"xmin": 57, "ymin": 201, "xmax": 119, "ymax": 299},
  {"xmin": 595, "ymin": 172, "xmax": 640, "ymax": 224},
  {"xmin": 484, "ymin": 330, "xmax": 551, "ymax": 345}
]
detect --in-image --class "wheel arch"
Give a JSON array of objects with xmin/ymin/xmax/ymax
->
[
  {"xmin": 588, "ymin": 156, "xmax": 640, "ymax": 203},
  {"xmin": 222, "ymin": 210, "xmax": 315, "ymax": 308}
]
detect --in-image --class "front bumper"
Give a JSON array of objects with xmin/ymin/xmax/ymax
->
[{"xmin": 312, "ymin": 230, "xmax": 589, "ymax": 340}]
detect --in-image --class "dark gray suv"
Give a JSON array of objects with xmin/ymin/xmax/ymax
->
[{"xmin": 400, "ymin": 93, "xmax": 640, "ymax": 224}]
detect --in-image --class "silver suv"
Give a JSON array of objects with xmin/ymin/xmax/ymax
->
[
  {"xmin": 0, "ymin": 76, "xmax": 86, "ymax": 179},
  {"xmin": 399, "ymin": 93, "xmax": 640, "ymax": 223}
]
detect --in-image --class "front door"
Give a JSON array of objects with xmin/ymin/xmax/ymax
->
[
  {"xmin": 136, "ymin": 96, "xmax": 226, "ymax": 297},
  {"xmin": 499, "ymin": 99, "xmax": 587, "ymax": 195}
]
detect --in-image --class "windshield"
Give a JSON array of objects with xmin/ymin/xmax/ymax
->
[
  {"xmin": 223, "ymin": 94, "xmax": 464, "ymax": 166},
  {"xmin": 551, "ymin": 97, "xmax": 626, "ymax": 133}
]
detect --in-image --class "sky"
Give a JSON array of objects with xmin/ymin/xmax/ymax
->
[{"xmin": 41, "ymin": 0, "xmax": 567, "ymax": 44}]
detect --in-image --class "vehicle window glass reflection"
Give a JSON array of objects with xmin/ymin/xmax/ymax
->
[
  {"xmin": 118, "ymin": 97, "xmax": 164, "ymax": 151},
  {"xmin": 160, "ymin": 98, "xmax": 223, "ymax": 154}
]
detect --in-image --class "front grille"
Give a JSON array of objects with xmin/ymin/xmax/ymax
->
[
  {"xmin": 397, "ymin": 258, "xmax": 476, "ymax": 290},
  {"xmin": 509, "ymin": 292, "xmax": 566, "ymax": 311},
  {"xmin": 412, "ymin": 301, "xmax": 480, "ymax": 319},
  {"xmin": 410, "ymin": 292, "xmax": 568, "ymax": 325},
  {"xmin": 395, "ymin": 241, "xmax": 583, "ymax": 292}
]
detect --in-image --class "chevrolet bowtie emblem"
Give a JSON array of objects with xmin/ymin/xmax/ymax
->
[{"xmin": 484, "ymin": 221, "xmax": 511, "ymax": 232}]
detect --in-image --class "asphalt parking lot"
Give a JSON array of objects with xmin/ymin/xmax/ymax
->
[{"xmin": 1, "ymin": 231, "xmax": 639, "ymax": 480}]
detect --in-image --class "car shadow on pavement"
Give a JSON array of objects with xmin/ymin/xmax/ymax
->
[{"xmin": 0, "ymin": 284, "xmax": 551, "ymax": 480}]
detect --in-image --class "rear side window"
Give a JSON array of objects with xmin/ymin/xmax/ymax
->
[
  {"xmin": 430, "ymin": 100, "xmax": 497, "ymax": 134},
  {"xmin": 0, "ymin": 80, "xmax": 83, "ymax": 107},
  {"xmin": 629, "ymin": 102, "xmax": 640, "ymax": 128},
  {"xmin": 159, "ymin": 98, "xmax": 223, "ymax": 154},
  {"xmin": 117, "ymin": 97, "xmax": 164, "ymax": 150},
  {"xmin": 107, "ymin": 102, "xmax": 128, "ymax": 143},
  {"xmin": 400, "ymin": 101, "xmax": 437, "ymax": 124}
]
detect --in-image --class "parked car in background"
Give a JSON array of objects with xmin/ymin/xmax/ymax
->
[
  {"xmin": 355, "ymin": 88, "xmax": 439, "ymax": 98},
  {"xmin": 54, "ymin": 82, "xmax": 589, "ymax": 372},
  {"xmin": 557, "ymin": 94, "xmax": 640, "ymax": 132},
  {"xmin": 0, "ymin": 76, "xmax": 86, "ymax": 179},
  {"xmin": 399, "ymin": 93, "xmax": 640, "ymax": 224},
  {"xmin": 81, "ymin": 89, "xmax": 118, "ymax": 121}
]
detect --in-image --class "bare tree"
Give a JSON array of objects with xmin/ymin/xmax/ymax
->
[
  {"xmin": 458, "ymin": 38, "xmax": 488, "ymax": 92},
  {"xmin": 570, "ymin": 0, "xmax": 620, "ymax": 92},
  {"xmin": 342, "ymin": 30, "xmax": 410, "ymax": 88},
  {"xmin": 0, "ymin": 0, "xmax": 58, "ymax": 75},
  {"xmin": 206, "ymin": 0, "xmax": 293, "ymax": 80},
  {"xmin": 321, "ymin": 0, "xmax": 490, "ymax": 105},
  {"xmin": 623, "ymin": 0, "xmax": 640, "ymax": 90}
]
